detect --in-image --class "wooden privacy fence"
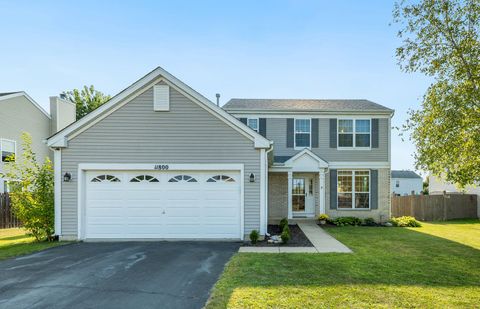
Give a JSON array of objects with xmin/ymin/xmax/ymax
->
[
  {"xmin": 392, "ymin": 194, "xmax": 478, "ymax": 221},
  {"xmin": 0, "ymin": 193, "xmax": 21, "ymax": 228}
]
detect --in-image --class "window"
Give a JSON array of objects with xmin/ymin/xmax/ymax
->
[
  {"xmin": 338, "ymin": 119, "xmax": 371, "ymax": 148},
  {"xmin": 207, "ymin": 175, "xmax": 235, "ymax": 183},
  {"xmin": 295, "ymin": 119, "xmax": 311, "ymax": 149},
  {"xmin": 1, "ymin": 139, "xmax": 16, "ymax": 162},
  {"xmin": 395, "ymin": 180, "xmax": 400, "ymax": 188},
  {"xmin": 168, "ymin": 175, "xmax": 197, "ymax": 183},
  {"xmin": 337, "ymin": 170, "xmax": 370, "ymax": 209},
  {"xmin": 130, "ymin": 175, "xmax": 159, "ymax": 182},
  {"xmin": 247, "ymin": 118, "xmax": 259, "ymax": 132},
  {"xmin": 91, "ymin": 175, "xmax": 121, "ymax": 182}
]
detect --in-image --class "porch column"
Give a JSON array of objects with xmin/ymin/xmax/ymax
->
[
  {"xmin": 287, "ymin": 171, "xmax": 293, "ymax": 219},
  {"xmin": 319, "ymin": 170, "xmax": 326, "ymax": 214}
]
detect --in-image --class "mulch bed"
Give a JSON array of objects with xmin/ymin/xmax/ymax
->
[{"xmin": 243, "ymin": 224, "xmax": 313, "ymax": 247}]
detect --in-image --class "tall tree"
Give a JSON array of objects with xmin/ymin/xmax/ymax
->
[
  {"xmin": 394, "ymin": 0, "xmax": 480, "ymax": 187},
  {"xmin": 62, "ymin": 85, "xmax": 111, "ymax": 120}
]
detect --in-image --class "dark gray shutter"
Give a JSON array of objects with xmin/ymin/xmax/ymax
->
[
  {"xmin": 329, "ymin": 119, "xmax": 337, "ymax": 148},
  {"xmin": 370, "ymin": 169, "xmax": 378, "ymax": 209},
  {"xmin": 330, "ymin": 169, "xmax": 337, "ymax": 209},
  {"xmin": 372, "ymin": 119, "xmax": 379, "ymax": 148},
  {"xmin": 286, "ymin": 118, "xmax": 294, "ymax": 148},
  {"xmin": 239, "ymin": 118, "xmax": 247, "ymax": 124},
  {"xmin": 311, "ymin": 119, "xmax": 319, "ymax": 148},
  {"xmin": 259, "ymin": 118, "xmax": 267, "ymax": 137}
]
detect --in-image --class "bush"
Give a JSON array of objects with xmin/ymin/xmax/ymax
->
[
  {"xmin": 249, "ymin": 230, "xmax": 259, "ymax": 244},
  {"xmin": 318, "ymin": 214, "xmax": 329, "ymax": 221},
  {"xmin": 332, "ymin": 216, "xmax": 362, "ymax": 227},
  {"xmin": 4, "ymin": 133, "xmax": 54, "ymax": 241},
  {"xmin": 363, "ymin": 217, "xmax": 376, "ymax": 226},
  {"xmin": 281, "ymin": 225, "xmax": 291, "ymax": 244},
  {"xmin": 279, "ymin": 218, "xmax": 288, "ymax": 231},
  {"xmin": 390, "ymin": 216, "xmax": 422, "ymax": 227}
]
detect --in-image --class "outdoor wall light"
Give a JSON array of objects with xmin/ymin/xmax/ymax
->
[
  {"xmin": 249, "ymin": 173, "xmax": 255, "ymax": 183},
  {"xmin": 63, "ymin": 172, "xmax": 72, "ymax": 182}
]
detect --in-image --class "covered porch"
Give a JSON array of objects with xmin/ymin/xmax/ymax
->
[{"xmin": 268, "ymin": 149, "xmax": 328, "ymax": 222}]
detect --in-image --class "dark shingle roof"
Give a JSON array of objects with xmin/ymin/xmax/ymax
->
[
  {"xmin": 0, "ymin": 92, "xmax": 20, "ymax": 97},
  {"xmin": 274, "ymin": 156, "xmax": 292, "ymax": 163},
  {"xmin": 391, "ymin": 170, "xmax": 422, "ymax": 179},
  {"xmin": 223, "ymin": 99, "xmax": 393, "ymax": 112}
]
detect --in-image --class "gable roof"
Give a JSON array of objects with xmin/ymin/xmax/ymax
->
[
  {"xmin": 223, "ymin": 98, "xmax": 394, "ymax": 114},
  {"xmin": 0, "ymin": 91, "xmax": 51, "ymax": 118},
  {"xmin": 47, "ymin": 66, "xmax": 271, "ymax": 149},
  {"xmin": 391, "ymin": 170, "xmax": 422, "ymax": 179}
]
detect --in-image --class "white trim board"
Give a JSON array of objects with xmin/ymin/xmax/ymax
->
[
  {"xmin": 47, "ymin": 67, "xmax": 271, "ymax": 149},
  {"xmin": 0, "ymin": 92, "xmax": 51, "ymax": 119},
  {"xmin": 227, "ymin": 113, "xmax": 393, "ymax": 119},
  {"xmin": 76, "ymin": 163, "xmax": 245, "ymax": 241}
]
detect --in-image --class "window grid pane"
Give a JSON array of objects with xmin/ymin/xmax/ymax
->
[
  {"xmin": 338, "ymin": 120, "xmax": 353, "ymax": 133},
  {"xmin": 355, "ymin": 120, "xmax": 370, "ymax": 133},
  {"xmin": 338, "ymin": 134, "xmax": 353, "ymax": 147},
  {"xmin": 247, "ymin": 119, "xmax": 258, "ymax": 131},
  {"xmin": 355, "ymin": 134, "xmax": 370, "ymax": 147},
  {"xmin": 295, "ymin": 133, "xmax": 310, "ymax": 147},
  {"xmin": 295, "ymin": 119, "xmax": 310, "ymax": 133}
]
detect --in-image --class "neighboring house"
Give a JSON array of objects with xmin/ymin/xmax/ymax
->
[
  {"xmin": 0, "ymin": 92, "xmax": 76, "ymax": 192},
  {"xmin": 391, "ymin": 170, "xmax": 423, "ymax": 196},
  {"xmin": 429, "ymin": 174, "xmax": 480, "ymax": 217},
  {"xmin": 429, "ymin": 174, "xmax": 480, "ymax": 196},
  {"xmin": 47, "ymin": 67, "xmax": 393, "ymax": 241}
]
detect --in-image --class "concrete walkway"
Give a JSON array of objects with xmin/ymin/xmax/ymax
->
[
  {"xmin": 238, "ymin": 221, "xmax": 352, "ymax": 253},
  {"xmin": 298, "ymin": 222, "xmax": 352, "ymax": 253}
]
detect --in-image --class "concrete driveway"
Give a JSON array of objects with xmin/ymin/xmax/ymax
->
[{"xmin": 0, "ymin": 241, "xmax": 239, "ymax": 309}]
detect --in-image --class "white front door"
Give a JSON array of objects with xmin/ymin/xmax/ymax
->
[
  {"xmin": 84, "ymin": 170, "xmax": 242, "ymax": 240},
  {"xmin": 292, "ymin": 176, "xmax": 315, "ymax": 217}
]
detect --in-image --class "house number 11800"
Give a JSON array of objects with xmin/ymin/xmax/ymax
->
[{"xmin": 154, "ymin": 164, "xmax": 169, "ymax": 170}]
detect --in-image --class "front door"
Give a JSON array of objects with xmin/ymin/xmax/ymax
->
[{"xmin": 292, "ymin": 176, "xmax": 315, "ymax": 217}]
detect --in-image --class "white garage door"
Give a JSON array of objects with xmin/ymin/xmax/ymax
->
[{"xmin": 84, "ymin": 170, "xmax": 241, "ymax": 239}]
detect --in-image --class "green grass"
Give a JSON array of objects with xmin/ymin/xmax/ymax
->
[
  {"xmin": 207, "ymin": 219, "xmax": 480, "ymax": 308},
  {"xmin": 0, "ymin": 228, "xmax": 65, "ymax": 260}
]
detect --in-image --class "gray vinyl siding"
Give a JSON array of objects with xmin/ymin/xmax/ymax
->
[
  {"xmin": 61, "ymin": 83, "xmax": 261, "ymax": 237},
  {"xmin": 266, "ymin": 118, "xmax": 388, "ymax": 162},
  {"xmin": 0, "ymin": 95, "xmax": 51, "ymax": 187}
]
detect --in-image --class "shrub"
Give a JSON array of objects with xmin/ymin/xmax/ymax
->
[
  {"xmin": 249, "ymin": 230, "xmax": 259, "ymax": 244},
  {"xmin": 281, "ymin": 225, "xmax": 291, "ymax": 244},
  {"xmin": 4, "ymin": 133, "xmax": 54, "ymax": 241},
  {"xmin": 363, "ymin": 217, "xmax": 376, "ymax": 226},
  {"xmin": 318, "ymin": 214, "xmax": 329, "ymax": 221},
  {"xmin": 332, "ymin": 216, "xmax": 362, "ymax": 227},
  {"xmin": 390, "ymin": 216, "xmax": 422, "ymax": 227},
  {"xmin": 279, "ymin": 218, "xmax": 288, "ymax": 231}
]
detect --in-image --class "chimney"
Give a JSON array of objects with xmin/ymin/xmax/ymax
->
[
  {"xmin": 50, "ymin": 96, "xmax": 76, "ymax": 134},
  {"xmin": 216, "ymin": 93, "xmax": 220, "ymax": 106}
]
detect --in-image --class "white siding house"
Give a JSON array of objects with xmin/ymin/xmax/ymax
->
[{"xmin": 391, "ymin": 170, "xmax": 423, "ymax": 196}]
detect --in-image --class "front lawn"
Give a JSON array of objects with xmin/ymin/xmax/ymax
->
[
  {"xmin": 0, "ymin": 228, "xmax": 65, "ymax": 260},
  {"xmin": 207, "ymin": 219, "xmax": 480, "ymax": 308}
]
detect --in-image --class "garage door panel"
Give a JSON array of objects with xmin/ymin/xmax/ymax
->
[{"xmin": 85, "ymin": 169, "xmax": 241, "ymax": 239}]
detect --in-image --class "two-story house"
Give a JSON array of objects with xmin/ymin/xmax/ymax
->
[
  {"xmin": 0, "ymin": 92, "xmax": 76, "ymax": 192},
  {"xmin": 47, "ymin": 67, "xmax": 393, "ymax": 241},
  {"xmin": 224, "ymin": 99, "xmax": 393, "ymax": 224}
]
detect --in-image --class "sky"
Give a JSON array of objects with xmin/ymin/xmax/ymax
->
[{"xmin": 0, "ymin": 0, "xmax": 432, "ymax": 172}]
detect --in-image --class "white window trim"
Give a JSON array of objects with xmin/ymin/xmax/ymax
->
[
  {"xmin": 294, "ymin": 118, "xmax": 312, "ymax": 150},
  {"xmin": 337, "ymin": 118, "xmax": 372, "ymax": 150},
  {"xmin": 0, "ymin": 138, "xmax": 17, "ymax": 162},
  {"xmin": 337, "ymin": 170, "xmax": 371, "ymax": 210},
  {"xmin": 247, "ymin": 117, "xmax": 259, "ymax": 133}
]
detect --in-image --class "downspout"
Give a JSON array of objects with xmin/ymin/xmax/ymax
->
[{"xmin": 265, "ymin": 142, "xmax": 274, "ymax": 233}]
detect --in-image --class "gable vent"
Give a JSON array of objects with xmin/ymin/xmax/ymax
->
[{"xmin": 153, "ymin": 85, "xmax": 170, "ymax": 111}]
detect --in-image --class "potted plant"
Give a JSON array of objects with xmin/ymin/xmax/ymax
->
[{"xmin": 318, "ymin": 214, "xmax": 329, "ymax": 225}]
